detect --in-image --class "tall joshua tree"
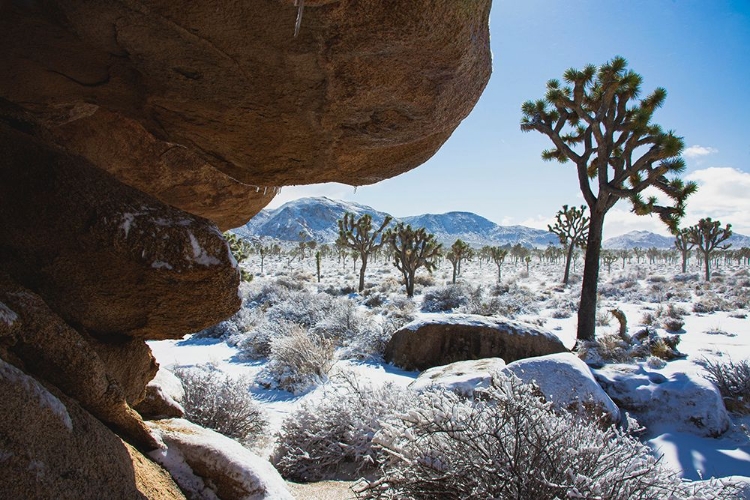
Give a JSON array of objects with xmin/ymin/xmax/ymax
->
[
  {"xmin": 687, "ymin": 217, "xmax": 732, "ymax": 281},
  {"xmin": 446, "ymin": 239, "xmax": 472, "ymax": 284},
  {"xmin": 337, "ymin": 213, "xmax": 392, "ymax": 292},
  {"xmin": 386, "ymin": 223, "xmax": 442, "ymax": 298},
  {"xmin": 674, "ymin": 228, "xmax": 695, "ymax": 273},
  {"xmin": 489, "ymin": 246, "xmax": 508, "ymax": 282},
  {"xmin": 548, "ymin": 204, "xmax": 589, "ymax": 285},
  {"xmin": 521, "ymin": 56, "xmax": 696, "ymax": 342}
]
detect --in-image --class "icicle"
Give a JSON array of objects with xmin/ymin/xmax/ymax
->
[
  {"xmin": 263, "ymin": 187, "xmax": 267, "ymax": 195},
  {"xmin": 256, "ymin": 186, "xmax": 260, "ymax": 192},
  {"xmin": 294, "ymin": 0, "xmax": 305, "ymax": 38},
  {"xmin": 353, "ymin": 186, "xmax": 358, "ymax": 194}
]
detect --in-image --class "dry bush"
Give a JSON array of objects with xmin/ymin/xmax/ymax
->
[
  {"xmin": 259, "ymin": 325, "xmax": 335, "ymax": 394},
  {"xmin": 702, "ymin": 358, "xmax": 750, "ymax": 414},
  {"xmin": 353, "ymin": 376, "xmax": 741, "ymax": 499},
  {"xmin": 421, "ymin": 284, "xmax": 468, "ymax": 312},
  {"xmin": 173, "ymin": 366, "xmax": 267, "ymax": 445},
  {"xmin": 273, "ymin": 371, "xmax": 410, "ymax": 482}
]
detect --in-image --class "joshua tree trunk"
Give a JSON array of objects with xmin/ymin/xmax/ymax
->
[
  {"xmin": 563, "ymin": 243, "xmax": 574, "ymax": 285},
  {"xmin": 358, "ymin": 254, "xmax": 367, "ymax": 292},
  {"xmin": 577, "ymin": 211, "xmax": 605, "ymax": 342}
]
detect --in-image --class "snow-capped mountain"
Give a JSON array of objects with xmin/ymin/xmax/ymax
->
[
  {"xmin": 233, "ymin": 197, "xmax": 391, "ymax": 243},
  {"xmin": 602, "ymin": 230, "xmax": 675, "ymax": 250},
  {"xmin": 233, "ymin": 197, "xmax": 557, "ymax": 248}
]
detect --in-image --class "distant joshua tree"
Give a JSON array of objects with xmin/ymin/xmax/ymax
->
[
  {"xmin": 488, "ymin": 246, "xmax": 509, "ymax": 282},
  {"xmin": 601, "ymin": 250, "xmax": 618, "ymax": 273},
  {"xmin": 686, "ymin": 218, "xmax": 732, "ymax": 281},
  {"xmin": 386, "ymin": 223, "xmax": 442, "ymax": 298},
  {"xmin": 548, "ymin": 204, "xmax": 589, "ymax": 285},
  {"xmin": 446, "ymin": 239, "xmax": 473, "ymax": 284},
  {"xmin": 521, "ymin": 56, "xmax": 696, "ymax": 341},
  {"xmin": 336, "ymin": 213, "xmax": 392, "ymax": 292},
  {"xmin": 674, "ymin": 228, "xmax": 695, "ymax": 273}
]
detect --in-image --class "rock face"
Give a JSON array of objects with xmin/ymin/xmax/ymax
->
[
  {"xmin": 135, "ymin": 368, "xmax": 186, "ymax": 421},
  {"xmin": 385, "ymin": 314, "xmax": 568, "ymax": 371},
  {"xmin": 594, "ymin": 365, "xmax": 730, "ymax": 437},
  {"xmin": 0, "ymin": 0, "xmax": 491, "ymax": 227},
  {"xmin": 502, "ymin": 353, "xmax": 621, "ymax": 426},
  {"xmin": 149, "ymin": 419, "xmax": 294, "ymax": 500},
  {"xmin": 0, "ymin": 0, "xmax": 491, "ymax": 496},
  {"xmin": 0, "ymin": 358, "xmax": 184, "ymax": 500}
]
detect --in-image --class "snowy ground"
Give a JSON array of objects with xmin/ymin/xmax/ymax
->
[{"xmin": 148, "ymin": 252, "xmax": 750, "ymax": 491}]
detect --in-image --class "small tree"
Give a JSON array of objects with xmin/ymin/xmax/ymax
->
[
  {"xmin": 337, "ymin": 213, "xmax": 393, "ymax": 292},
  {"xmin": 618, "ymin": 249, "xmax": 631, "ymax": 269},
  {"xmin": 548, "ymin": 204, "xmax": 589, "ymax": 285},
  {"xmin": 386, "ymin": 224, "xmax": 442, "ymax": 298},
  {"xmin": 674, "ymin": 228, "xmax": 695, "ymax": 273},
  {"xmin": 601, "ymin": 250, "xmax": 618, "ymax": 273},
  {"xmin": 446, "ymin": 239, "xmax": 472, "ymax": 284},
  {"xmin": 632, "ymin": 246, "xmax": 645, "ymax": 264},
  {"xmin": 521, "ymin": 56, "xmax": 697, "ymax": 341},
  {"xmin": 489, "ymin": 246, "xmax": 508, "ymax": 282},
  {"xmin": 687, "ymin": 218, "xmax": 732, "ymax": 281}
]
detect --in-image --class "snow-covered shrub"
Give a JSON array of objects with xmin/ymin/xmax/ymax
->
[
  {"xmin": 259, "ymin": 325, "xmax": 335, "ymax": 393},
  {"xmin": 266, "ymin": 289, "xmax": 336, "ymax": 327},
  {"xmin": 414, "ymin": 273, "xmax": 436, "ymax": 287},
  {"xmin": 662, "ymin": 317, "xmax": 685, "ymax": 332},
  {"xmin": 273, "ymin": 371, "xmax": 410, "ymax": 482},
  {"xmin": 595, "ymin": 309, "xmax": 611, "ymax": 327},
  {"xmin": 421, "ymin": 284, "xmax": 468, "ymax": 312},
  {"xmin": 354, "ymin": 376, "xmax": 740, "ymax": 499},
  {"xmin": 173, "ymin": 366, "xmax": 267, "ymax": 445},
  {"xmin": 672, "ymin": 273, "xmax": 699, "ymax": 283},
  {"xmin": 231, "ymin": 318, "xmax": 298, "ymax": 360},
  {"xmin": 460, "ymin": 284, "xmax": 538, "ymax": 318},
  {"xmin": 702, "ymin": 358, "xmax": 750, "ymax": 414},
  {"xmin": 647, "ymin": 356, "xmax": 667, "ymax": 369},
  {"xmin": 693, "ymin": 294, "xmax": 730, "ymax": 313},
  {"xmin": 195, "ymin": 306, "xmax": 263, "ymax": 340},
  {"xmin": 312, "ymin": 300, "xmax": 385, "ymax": 360},
  {"xmin": 380, "ymin": 297, "xmax": 417, "ymax": 337}
]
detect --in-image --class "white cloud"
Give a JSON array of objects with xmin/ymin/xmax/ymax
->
[
  {"xmin": 519, "ymin": 214, "xmax": 554, "ymax": 230},
  {"xmin": 602, "ymin": 209, "xmax": 672, "ymax": 240},
  {"xmin": 683, "ymin": 145, "xmax": 718, "ymax": 158},
  {"xmin": 683, "ymin": 167, "xmax": 750, "ymax": 234}
]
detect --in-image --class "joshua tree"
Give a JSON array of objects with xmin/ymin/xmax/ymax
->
[
  {"xmin": 336, "ymin": 213, "xmax": 392, "ymax": 292},
  {"xmin": 254, "ymin": 238, "xmax": 271, "ymax": 274},
  {"xmin": 315, "ymin": 251, "xmax": 322, "ymax": 283},
  {"xmin": 446, "ymin": 239, "xmax": 473, "ymax": 284},
  {"xmin": 521, "ymin": 56, "xmax": 696, "ymax": 341},
  {"xmin": 548, "ymin": 204, "xmax": 589, "ymax": 285},
  {"xmin": 223, "ymin": 232, "xmax": 252, "ymax": 265},
  {"xmin": 601, "ymin": 250, "xmax": 618, "ymax": 273},
  {"xmin": 488, "ymin": 246, "xmax": 509, "ymax": 282},
  {"xmin": 686, "ymin": 218, "xmax": 732, "ymax": 281},
  {"xmin": 646, "ymin": 247, "xmax": 660, "ymax": 265},
  {"xmin": 674, "ymin": 228, "xmax": 695, "ymax": 273},
  {"xmin": 386, "ymin": 223, "xmax": 442, "ymax": 298},
  {"xmin": 618, "ymin": 249, "xmax": 631, "ymax": 269},
  {"xmin": 632, "ymin": 247, "xmax": 645, "ymax": 264}
]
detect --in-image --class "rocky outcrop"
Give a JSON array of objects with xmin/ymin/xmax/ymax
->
[
  {"xmin": 502, "ymin": 353, "xmax": 621, "ymax": 426},
  {"xmin": 0, "ymin": 127, "xmax": 241, "ymax": 340},
  {"xmin": 385, "ymin": 314, "xmax": 568, "ymax": 371},
  {"xmin": 0, "ymin": 358, "xmax": 184, "ymax": 500},
  {"xmin": 149, "ymin": 419, "xmax": 294, "ymax": 500},
  {"xmin": 135, "ymin": 368, "xmax": 186, "ymax": 421},
  {"xmin": 0, "ymin": 0, "xmax": 491, "ymax": 227}
]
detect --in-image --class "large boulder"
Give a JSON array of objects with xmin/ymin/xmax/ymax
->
[
  {"xmin": 135, "ymin": 368, "xmax": 186, "ymax": 421},
  {"xmin": 149, "ymin": 419, "xmax": 293, "ymax": 500},
  {"xmin": 385, "ymin": 314, "xmax": 568, "ymax": 371},
  {"xmin": 0, "ymin": 127, "xmax": 240, "ymax": 340},
  {"xmin": 0, "ymin": 0, "xmax": 491, "ymax": 227},
  {"xmin": 409, "ymin": 358, "xmax": 507, "ymax": 396},
  {"xmin": 594, "ymin": 365, "xmax": 730, "ymax": 437},
  {"xmin": 0, "ymin": 357, "xmax": 184, "ymax": 500},
  {"xmin": 502, "ymin": 353, "xmax": 621, "ymax": 426}
]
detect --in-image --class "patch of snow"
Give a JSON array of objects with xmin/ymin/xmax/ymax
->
[
  {"xmin": 409, "ymin": 358, "xmax": 506, "ymax": 396},
  {"xmin": 151, "ymin": 261, "xmax": 174, "ymax": 270},
  {"xmin": 149, "ymin": 419, "xmax": 293, "ymax": 499},
  {"xmin": 120, "ymin": 212, "xmax": 136, "ymax": 237},
  {"xmin": 0, "ymin": 359, "xmax": 72, "ymax": 431},
  {"xmin": 0, "ymin": 301, "xmax": 18, "ymax": 326},
  {"xmin": 188, "ymin": 232, "xmax": 221, "ymax": 267}
]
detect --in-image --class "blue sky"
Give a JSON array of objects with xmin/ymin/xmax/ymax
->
[{"xmin": 269, "ymin": 0, "xmax": 750, "ymax": 239}]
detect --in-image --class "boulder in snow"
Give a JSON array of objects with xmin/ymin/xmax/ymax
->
[
  {"xmin": 501, "ymin": 353, "xmax": 621, "ymax": 426},
  {"xmin": 136, "ymin": 367, "xmax": 186, "ymax": 420},
  {"xmin": 385, "ymin": 314, "xmax": 567, "ymax": 371},
  {"xmin": 594, "ymin": 365, "xmax": 730, "ymax": 437},
  {"xmin": 149, "ymin": 418, "xmax": 293, "ymax": 500},
  {"xmin": 409, "ymin": 358, "xmax": 506, "ymax": 396}
]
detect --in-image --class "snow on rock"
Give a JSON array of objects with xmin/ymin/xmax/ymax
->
[
  {"xmin": 594, "ymin": 364, "xmax": 730, "ymax": 437},
  {"xmin": 501, "ymin": 353, "xmax": 621, "ymax": 425},
  {"xmin": 148, "ymin": 419, "xmax": 293, "ymax": 500},
  {"xmin": 0, "ymin": 358, "xmax": 73, "ymax": 432},
  {"xmin": 385, "ymin": 313, "xmax": 567, "ymax": 371},
  {"xmin": 0, "ymin": 301, "xmax": 18, "ymax": 326},
  {"xmin": 135, "ymin": 367, "xmax": 185, "ymax": 420},
  {"xmin": 409, "ymin": 358, "xmax": 506, "ymax": 396}
]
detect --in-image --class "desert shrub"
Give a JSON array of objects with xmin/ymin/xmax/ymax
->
[
  {"xmin": 672, "ymin": 273, "xmax": 699, "ymax": 283},
  {"xmin": 421, "ymin": 284, "xmax": 468, "ymax": 312},
  {"xmin": 647, "ymin": 356, "xmax": 667, "ymax": 369},
  {"xmin": 693, "ymin": 294, "xmax": 730, "ymax": 313},
  {"xmin": 460, "ymin": 284, "xmax": 538, "ymax": 318},
  {"xmin": 641, "ymin": 311, "xmax": 657, "ymax": 326},
  {"xmin": 195, "ymin": 305, "xmax": 263, "ymax": 340},
  {"xmin": 353, "ymin": 376, "xmax": 739, "ymax": 499},
  {"xmin": 648, "ymin": 275, "xmax": 667, "ymax": 283},
  {"xmin": 702, "ymin": 358, "xmax": 750, "ymax": 414},
  {"xmin": 273, "ymin": 371, "xmax": 410, "ymax": 482},
  {"xmin": 258, "ymin": 325, "xmax": 335, "ymax": 394},
  {"xmin": 662, "ymin": 317, "xmax": 685, "ymax": 332},
  {"xmin": 266, "ymin": 289, "xmax": 336, "ymax": 327},
  {"xmin": 312, "ymin": 300, "xmax": 386, "ymax": 360},
  {"xmin": 381, "ymin": 297, "xmax": 417, "ymax": 339},
  {"xmin": 413, "ymin": 273, "xmax": 435, "ymax": 287},
  {"xmin": 230, "ymin": 317, "xmax": 298, "ymax": 360},
  {"xmin": 595, "ymin": 309, "xmax": 611, "ymax": 327},
  {"xmin": 173, "ymin": 366, "xmax": 267, "ymax": 445},
  {"xmin": 551, "ymin": 308, "xmax": 573, "ymax": 319},
  {"xmin": 598, "ymin": 283, "xmax": 625, "ymax": 299}
]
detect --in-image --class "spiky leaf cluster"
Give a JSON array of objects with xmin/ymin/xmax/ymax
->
[
  {"xmin": 548, "ymin": 204, "xmax": 590, "ymax": 248},
  {"xmin": 336, "ymin": 213, "xmax": 393, "ymax": 258},
  {"xmin": 521, "ymin": 56, "xmax": 696, "ymax": 232},
  {"xmin": 687, "ymin": 218, "xmax": 732, "ymax": 254}
]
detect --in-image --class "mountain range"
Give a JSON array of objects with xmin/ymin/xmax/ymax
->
[{"xmin": 233, "ymin": 197, "xmax": 749, "ymax": 250}]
